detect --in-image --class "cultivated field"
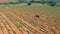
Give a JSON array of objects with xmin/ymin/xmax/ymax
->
[{"xmin": 0, "ymin": 4, "xmax": 60, "ymax": 34}]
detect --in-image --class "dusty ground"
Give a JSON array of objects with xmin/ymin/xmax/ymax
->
[{"xmin": 0, "ymin": 4, "xmax": 60, "ymax": 34}]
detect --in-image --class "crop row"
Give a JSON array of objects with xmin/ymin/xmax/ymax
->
[
  {"xmin": 1, "ymin": 8, "xmax": 45, "ymax": 34},
  {"xmin": 10, "ymin": 8, "xmax": 60, "ymax": 34},
  {"xmin": 0, "ymin": 11, "xmax": 23, "ymax": 34},
  {"xmin": 8, "ymin": 8, "xmax": 50, "ymax": 33},
  {"xmin": 1, "ymin": 8, "xmax": 60, "ymax": 34},
  {"xmin": 9, "ymin": 8, "xmax": 60, "ymax": 34},
  {"xmin": 2, "ymin": 8, "xmax": 42, "ymax": 33},
  {"xmin": 0, "ymin": 14, "xmax": 15, "ymax": 34},
  {"xmin": 2, "ymin": 9, "xmax": 40, "ymax": 34},
  {"xmin": 8, "ymin": 8, "xmax": 40, "ymax": 27}
]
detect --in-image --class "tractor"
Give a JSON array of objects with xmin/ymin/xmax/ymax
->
[{"xmin": 27, "ymin": 0, "xmax": 59, "ymax": 6}]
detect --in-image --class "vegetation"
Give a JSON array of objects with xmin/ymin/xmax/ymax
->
[{"xmin": 0, "ymin": 3, "xmax": 60, "ymax": 34}]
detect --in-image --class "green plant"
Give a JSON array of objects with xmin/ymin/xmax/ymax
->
[
  {"xmin": 1, "ymin": 15, "xmax": 12, "ymax": 34},
  {"xmin": 25, "ymin": 18, "xmax": 38, "ymax": 26},
  {"xmin": 0, "ymin": 25, "xmax": 4, "ymax": 30}
]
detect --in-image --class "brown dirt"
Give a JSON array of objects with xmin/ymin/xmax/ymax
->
[
  {"xmin": 0, "ymin": 29, "xmax": 3, "ymax": 34},
  {"xmin": 0, "ymin": 7, "xmax": 60, "ymax": 34}
]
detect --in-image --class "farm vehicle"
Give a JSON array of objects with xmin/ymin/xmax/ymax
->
[{"xmin": 27, "ymin": 0, "xmax": 59, "ymax": 6}]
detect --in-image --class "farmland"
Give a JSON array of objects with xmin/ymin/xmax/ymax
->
[{"xmin": 0, "ymin": 3, "xmax": 60, "ymax": 34}]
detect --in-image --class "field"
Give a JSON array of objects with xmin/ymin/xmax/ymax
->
[{"xmin": 0, "ymin": 3, "xmax": 60, "ymax": 34}]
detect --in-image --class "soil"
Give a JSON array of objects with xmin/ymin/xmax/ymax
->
[{"xmin": 0, "ymin": 6, "xmax": 60, "ymax": 34}]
